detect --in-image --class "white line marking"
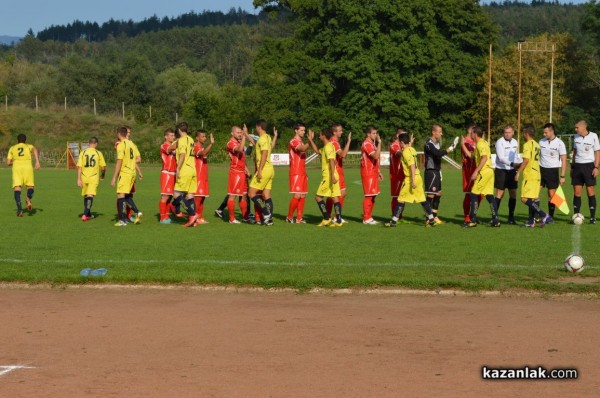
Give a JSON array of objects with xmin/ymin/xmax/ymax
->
[
  {"xmin": 0, "ymin": 258, "xmax": 594, "ymax": 269},
  {"xmin": 0, "ymin": 366, "xmax": 35, "ymax": 378}
]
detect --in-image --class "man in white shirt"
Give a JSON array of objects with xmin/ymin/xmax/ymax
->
[
  {"xmin": 539, "ymin": 122, "xmax": 567, "ymax": 220},
  {"xmin": 571, "ymin": 120, "xmax": 600, "ymax": 224},
  {"xmin": 494, "ymin": 125, "xmax": 519, "ymax": 224}
]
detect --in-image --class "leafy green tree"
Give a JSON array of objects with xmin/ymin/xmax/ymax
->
[
  {"xmin": 468, "ymin": 33, "xmax": 573, "ymax": 138},
  {"xmin": 252, "ymin": 0, "xmax": 498, "ymax": 140}
]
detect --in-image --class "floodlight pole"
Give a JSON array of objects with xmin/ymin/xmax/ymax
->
[
  {"xmin": 488, "ymin": 44, "xmax": 493, "ymax": 143},
  {"xmin": 517, "ymin": 43, "xmax": 523, "ymax": 146},
  {"xmin": 549, "ymin": 43, "xmax": 555, "ymax": 123}
]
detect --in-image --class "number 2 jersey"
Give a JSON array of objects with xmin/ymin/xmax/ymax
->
[{"xmin": 522, "ymin": 140, "xmax": 541, "ymax": 181}]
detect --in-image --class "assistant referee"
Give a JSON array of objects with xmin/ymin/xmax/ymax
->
[{"xmin": 571, "ymin": 120, "xmax": 600, "ymax": 224}]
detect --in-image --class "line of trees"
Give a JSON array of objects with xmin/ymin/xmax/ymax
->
[{"xmin": 0, "ymin": 1, "xmax": 599, "ymax": 148}]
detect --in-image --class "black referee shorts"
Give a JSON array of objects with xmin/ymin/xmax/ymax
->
[
  {"xmin": 424, "ymin": 169, "xmax": 442, "ymax": 194},
  {"xmin": 494, "ymin": 168, "xmax": 517, "ymax": 190},
  {"xmin": 540, "ymin": 167, "xmax": 560, "ymax": 189},
  {"xmin": 571, "ymin": 162, "xmax": 596, "ymax": 187}
]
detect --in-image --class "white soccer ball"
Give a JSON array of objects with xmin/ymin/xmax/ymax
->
[
  {"xmin": 572, "ymin": 213, "xmax": 585, "ymax": 225},
  {"xmin": 564, "ymin": 254, "xmax": 585, "ymax": 273}
]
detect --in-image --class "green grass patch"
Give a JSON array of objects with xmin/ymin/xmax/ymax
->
[{"xmin": 0, "ymin": 166, "xmax": 597, "ymax": 293}]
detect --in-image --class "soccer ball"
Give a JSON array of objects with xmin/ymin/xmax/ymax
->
[
  {"xmin": 572, "ymin": 213, "xmax": 585, "ymax": 225},
  {"xmin": 564, "ymin": 254, "xmax": 585, "ymax": 273}
]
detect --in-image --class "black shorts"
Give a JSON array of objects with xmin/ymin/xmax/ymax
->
[
  {"xmin": 540, "ymin": 167, "xmax": 560, "ymax": 189},
  {"xmin": 424, "ymin": 169, "xmax": 442, "ymax": 194},
  {"xmin": 494, "ymin": 168, "xmax": 517, "ymax": 190},
  {"xmin": 571, "ymin": 162, "xmax": 597, "ymax": 187}
]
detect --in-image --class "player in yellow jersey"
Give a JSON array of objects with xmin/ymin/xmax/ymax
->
[
  {"xmin": 307, "ymin": 128, "xmax": 343, "ymax": 227},
  {"xmin": 248, "ymin": 119, "xmax": 275, "ymax": 226},
  {"xmin": 6, "ymin": 134, "xmax": 40, "ymax": 217},
  {"xmin": 466, "ymin": 126, "xmax": 500, "ymax": 227},
  {"xmin": 169, "ymin": 122, "xmax": 198, "ymax": 227},
  {"xmin": 384, "ymin": 133, "xmax": 436, "ymax": 227},
  {"xmin": 77, "ymin": 137, "xmax": 106, "ymax": 222},
  {"xmin": 515, "ymin": 126, "xmax": 552, "ymax": 228},
  {"xmin": 111, "ymin": 126, "xmax": 143, "ymax": 226}
]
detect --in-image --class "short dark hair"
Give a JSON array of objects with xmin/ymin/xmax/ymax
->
[
  {"xmin": 321, "ymin": 128, "xmax": 333, "ymax": 140},
  {"xmin": 473, "ymin": 126, "xmax": 484, "ymax": 137},
  {"xmin": 396, "ymin": 128, "xmax": 407, "ymax": 136},
  {"xmin": 117, "ymin": 126, "xmax": 128, "ymax": 137},
  {"xmin": 256, "ymin": 119, "xmax": 268, "ymax": 131},
  {"xmin": 89, "ymin": 137, "xmax": 98, "ymax": 144},
  {"xmin": 293, "ymin": 122, "xmax": 306, "ymax": 130},
  {"xmin": 196, "ymin": 129, "xmax": 207, "ymax": 137},
  {"xmin": 523, "ymin": 125, "xmax": 535, "ymax": 137},
  {"xmin": 364, "ymin": 125, "xmax": 377, "ymax": 134},
  {"xmin": 399, "ymin": 134, "xmax": 410, "ymax": 144},
  {"xmin": 177, "ymin": 122, "xmax": 188, "ymax": 133},
  {"xmin": 331, "ymin": 123, "xmax": 342, "ymax": 131},
  {"xmin": 17, "ymin": 133, "xmax": 26, "ymax": 143},
  {"xmin": 542, "ymin": 123, "xmax": 555, "ymax": 132},
  {"xmin": 164, "ymin": 128, "xmax": 174, "ymax": 136}
]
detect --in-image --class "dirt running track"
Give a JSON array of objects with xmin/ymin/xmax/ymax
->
[{"xmin": 0, "ymin": 286, "xmax": 599, "ymax": 397}]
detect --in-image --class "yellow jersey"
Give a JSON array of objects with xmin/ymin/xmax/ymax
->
[
  {"xmin": 77, "ymin": 148, "xmax": 106, "ymax": 180},
  {"xmin": 401, "ymin": 147, "xmax": 420, "ymax": 178},
  {"xmin": 7, "ymin": 143, "xmax": 35, "ymax": 166},
  {"xmin": 176, "ymin": 135, "xmax": 196, "ymax": 178},
  {"xmin": 475, "ymin": 139, "xmax": 493, "ymax": 171},
  {"xmin": 522, "ymin": 139, "xmax": 541, "ymax": 180},
  {"xmin": 320, "ymin": 142, "xmax": 338, "ymax": 179},
  {"xmin": 116, "ymin": 139, "xmax": 139, "ymax": 175},
  {"xmin": 255, "ymin": 134, "xmax": 273, "ymax": 170}
]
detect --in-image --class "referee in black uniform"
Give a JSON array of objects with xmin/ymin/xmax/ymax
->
[{"xmin": 424, "ymin": 124, "xmax": 456, "ymax": 224}]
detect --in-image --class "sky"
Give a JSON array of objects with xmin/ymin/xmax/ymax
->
[
  {"xmin": 0, "ymin": 0, "xmax": 591, "ymax": 37},
  {"xmin": 0, "ymin": 0, "xmax": 256, "ymax": 37}
]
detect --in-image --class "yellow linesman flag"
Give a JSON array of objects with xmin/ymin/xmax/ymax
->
[{"xmin": 550, "ymin": 185, "xmax": 570, "ymax": 215}]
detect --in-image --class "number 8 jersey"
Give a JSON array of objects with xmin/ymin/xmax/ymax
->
[{"xmin": 116, "ymin": 139, "xmax": 140, "ymax": 176}]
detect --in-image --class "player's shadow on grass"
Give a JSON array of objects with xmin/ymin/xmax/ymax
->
[{"xmin": 28, "ymin": 208, "xmax": 43, "ymax": 216}]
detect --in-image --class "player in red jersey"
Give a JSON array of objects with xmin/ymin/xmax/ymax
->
[
  {"xmin": 389, "ymin": 128, "xmax": 407, "ymax": 216},
  {"xmin": 327, "ymin": 123, "xmax": 351, "ymax": 219},
  {"xmin": 159, "ymin": 128, "xmax": 177, "ymax": 223},
  {"xmin": 361, "ymin": 125, "xmax": 383, "ymax": 224},
  {"xmin": 193, "ymin": 130, "xmax": 214, "ymax": 225},
  {"xmin": 224, "ymin": 125, "xmax": 252, "ymax": 224},
  {"xmin": 287, "ymin": 122, "xmax": 310, "ymax": 223},
  {"xmin": 461, "ymin": 124, "xmax": 479, "ymax": 225}
]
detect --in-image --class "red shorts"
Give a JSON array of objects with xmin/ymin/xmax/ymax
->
[
  {"xmin": 361, "ymin": 173, "xmax": 380, "ymax": 196},
  {"xmin": 228, "ymin": 171, "xmax": 248, "ymax": 196},
  {"xmin": 289, "ymin": 174, "xmax": 308, "ymax": 194},
  {"xmin": 390, "ymin": 176, "xmax": 404, "ymax": 197},
  {"xmin": 462, "ymin": 168, "xmax": 476, "ymax": 192},
  {"xmin": 160, "ymin": 172, "xmax": 175, "ymax": 196},
  {"xmin": 195, "ymin": 179, "xmax": 209, "ymax": 197},
  {"xmin": 337, "ymin": 168, "xmax": 346, "ymax": 190}
]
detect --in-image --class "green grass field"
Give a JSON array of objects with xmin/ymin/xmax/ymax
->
[{"xmin": 0, "ymin": 165, "xmax": 597, "ymax": 293}]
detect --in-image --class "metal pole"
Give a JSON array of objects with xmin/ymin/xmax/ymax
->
[
  {"xmin": 549, "ymin": 44, "xmax": 555, "ymax": 123},
  {"xmin": 93, "ymin": 98, "xmax": 97, "ymax": 116},
  {"xmin": 64, "ymin": 97, "xmax": 67, "ymax": 110},
  {"xmin": 122, "ymin": 102, "xmax": 125, "ymax": 119},
  {"xmin": 35, "ymin": 96, "xmax": 38, "ymax": 111},
  {"xmin": 149, "ymin": 105, "xmax": 152, "ymax": 120},
  {"xmin": 517, "ymin": 43, "xmax": 522, "ymax": 147},
  {"xmin": 4, "ymin": 95, "xmax": 7, "ymax": 111},
  {"xmin": 176, "ymin": 113, "xmax": 178, "ymax": 123},
  {"xmin": 487, "ymin": 44, "xmax": 493, "ymax": 143}
]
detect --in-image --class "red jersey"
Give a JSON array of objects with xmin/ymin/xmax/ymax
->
[
  {"xmin": 389, "ymin": 141, "xmax": 403, "ymax": 178},
  {"xmin": 361, "ymin": 139, "xmax": 379, "ymax": 175},
  {"xmin": 227, "ymin": 137, "xmax": 246, "ymax": 173},
  {"xmin": 288, "ymin": 137, "xmax": 306, "ymax": 176},
  {"xmin": 194, "ymin": 143, "xmax": 208, "ymax": 181},
  {"xmin": 161, "ymin": 142, "xmax": 177, "ymax": 173},
  {"xmin": 462, "ymin": 137, "xmax": 476, "ymax": 171},
  {"xmin": 332, "ymin": 139, "xmax": 343, "ymax": 172}
]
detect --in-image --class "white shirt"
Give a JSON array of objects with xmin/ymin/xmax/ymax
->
[
  {"xmin": 539, "ymin": 137, "xmax": 567, "ymax": 168},
  {"xmin": 573, "ymin": 132, "xmax": 600, "ymax": 164},
  {"xmin": 495, "ymin": 138, "xmax": 518, "ymax": 170}
]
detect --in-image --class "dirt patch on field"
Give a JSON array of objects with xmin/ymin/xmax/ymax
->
[{"xmin": 1, "ymin": 286, "xmax": 598, "ymax": 397}]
